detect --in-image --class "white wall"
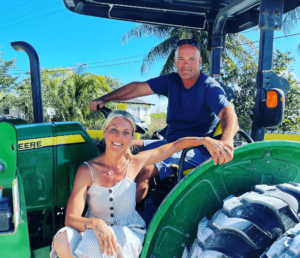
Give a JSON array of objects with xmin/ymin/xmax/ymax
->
[{"xmin": 126, "ymin": 104, "xmax": 152, "ymax": 125}]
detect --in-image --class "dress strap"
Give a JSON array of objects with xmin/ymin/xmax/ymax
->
[{"xmin": 84, "ymin": 162, "xmax": 94, "ymax": 182}]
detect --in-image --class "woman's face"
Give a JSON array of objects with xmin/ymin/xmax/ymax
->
[{"xmin": 103, "ymin": 116, "xmax": 134, "ymax": 153}]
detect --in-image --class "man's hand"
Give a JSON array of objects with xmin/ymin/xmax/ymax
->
[{"xmin": 89, "ymin": 98, "xmax": 106, "ymax": 112}]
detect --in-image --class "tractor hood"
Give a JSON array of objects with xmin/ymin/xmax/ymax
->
[{"xmin": 63, "ymin": 0, "xmax": 300, "ymax": 33}]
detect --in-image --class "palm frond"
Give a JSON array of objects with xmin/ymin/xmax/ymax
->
[
  {"xmin": 140, "ymin": 35, "xmax": 179, "ymax": 74},
  {"xmin": 160, "ymin": 49, "xmax": 176, "ymax": 75},
  {"xmin": 122, "ymin": 24, "xmax": 173, "ymax": 45},
  {"xmin": 282, "ymin": 8, "xmax": 300, "ymax": 34},
  {"xmin": 225, "ymin": 33, "xmax": 256, "ymax": 59}
]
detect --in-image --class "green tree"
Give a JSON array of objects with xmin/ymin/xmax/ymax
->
[
  {"xmin": 11, "ymin": 67, "xmax": 116, "ymax": 127},
  {"xmin": 0, "ymin": 50, "xmax": 20, "ymax": 116},
  {"xmin": 105, "ymin": 76, "xmax": 123, "ymax": 91},
  {"xmin": 122, "ymin": 25, "xmax": 253, "ymax": 75},
  {"xmin": 0, "ymin": 50, "xmax": 18, "ymax": 93},
  {"xmin": 41, "ymin": 68, "xmax": 112, "ymax": 128},
  {"xmin": 222, "ymin": 49, "xmax": 300, "ymax": 133}
]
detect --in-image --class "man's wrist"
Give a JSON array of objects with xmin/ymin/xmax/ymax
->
[
  {"xmin": 221, "ymin": 136, "xmax": 234, "ymax": 146},
  {"xmin": 94, "ymin": 96, "xmax": 106, "ymax": 102}
]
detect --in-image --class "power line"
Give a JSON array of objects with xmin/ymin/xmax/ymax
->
[
  {"xmin": 0, "ymin": 9, "xmax": 65, "ymax": 30},
  {"xmin": 0, "ymin": 2, "xmax": 61, "ymax": 25},
  {"xmin": 80, "ymin": 54, "xmax": 146, "ymax": 66},
  {"xmin": 10, "ymin": 54, "xmax": 148, "ymax": 72},
  {"xmin": 234, "ymin": 32, "xmax": 300, "ymax": 46},
  {"xmin": 0, "ymin": 0, "xmax": 35, "ymax": 14},
  {"xmin": 8, "ymin": 58, "xmax": 165, "ymax": 75}
]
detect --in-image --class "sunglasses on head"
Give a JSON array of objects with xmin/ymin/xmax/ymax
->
[{"xmin": 176, "ymin": 39, "xmax": 199, "ymax": 49}]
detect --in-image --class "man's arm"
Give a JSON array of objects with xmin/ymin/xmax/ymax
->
[
  {"xmin": 218, "ymin": 106, "xmax": 239, "ymax": 145},
  {"xmin": 217, "ymin": 106, "xmax": 239, "ymax": 164},
  {"xmin": 89, "ymin": 81, "xmax": 154, "ymax": 111}
]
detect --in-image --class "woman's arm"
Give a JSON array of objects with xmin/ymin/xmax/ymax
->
[
  {"xmin": 65, "ymin": 163, "xmax": 118, "ymax": 256},
  {"xmin": 64, "ymin": 164, "xmax": 92, "ymax": 231},
  {"xmin": 134, "ymin": 137, "xmax": 233, "ymax": 169}
]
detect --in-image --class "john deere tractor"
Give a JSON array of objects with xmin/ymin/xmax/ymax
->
[{"xmin": 1, "ymin": 0, "xmax": 300, "ymax": 257}]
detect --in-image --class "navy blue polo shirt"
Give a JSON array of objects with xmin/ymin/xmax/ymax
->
[{"xmin": 147, "ymin": 72, "xmax": 230, "ymax": 143}]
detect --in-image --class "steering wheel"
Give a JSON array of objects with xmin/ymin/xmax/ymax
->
[{"xmin": 98, "ymin": 106, "xmax": 147, "ymax": 135}]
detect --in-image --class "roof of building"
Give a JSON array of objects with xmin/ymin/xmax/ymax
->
[{"xmin": 117, "ymin": 97, "xmax": 155, "ymax": 105}]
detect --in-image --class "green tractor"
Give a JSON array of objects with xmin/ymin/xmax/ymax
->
[{"xmin": 1, "ymin": 0, "xmax": 300, "ymax": 257}]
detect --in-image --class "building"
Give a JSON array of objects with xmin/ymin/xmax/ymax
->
[{"xmin": 116, "ymin": 97, "xmax": 154, "ymax": 125}]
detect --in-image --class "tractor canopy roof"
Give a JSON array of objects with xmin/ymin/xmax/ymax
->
[{"xmin": 63, "ymin": 0, "xmax": 300, "ymax": 33}]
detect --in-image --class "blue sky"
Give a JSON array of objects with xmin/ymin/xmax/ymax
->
[{"xmin": 1, "ymin": 1, "xmax": 300, "ymax": 112}]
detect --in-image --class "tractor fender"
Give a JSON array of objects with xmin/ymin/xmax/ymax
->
[{"xmin": 140, "ymin": 140, "xmax": 300, "ymax": 258}]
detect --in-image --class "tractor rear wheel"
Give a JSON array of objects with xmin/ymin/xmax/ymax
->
[
  {"xmin": 183, "ymin": 182, "xmax": 300, "ymax": 258},
  {"xmin": 261, "ymin": 222, "xmax": 300, "ymax": 257}
]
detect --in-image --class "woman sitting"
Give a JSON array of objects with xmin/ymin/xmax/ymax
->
[{"xmin": 50, "ymin": 110, "xmax": 232, "ymax": 258}]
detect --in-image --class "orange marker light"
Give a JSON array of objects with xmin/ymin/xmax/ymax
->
[
  {"xmin": 267, "ymin": 91, "xmax": 278, "ymax": 108},
  {"xmin": 281, "ymin": 97, "xmax": 284, "ymax": 102}
]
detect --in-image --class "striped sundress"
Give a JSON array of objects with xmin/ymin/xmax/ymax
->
[{"xmin": 50, "ymin": 161, "xmax": 146, "ymax": 258}]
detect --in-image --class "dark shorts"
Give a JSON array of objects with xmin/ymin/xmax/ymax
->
[{"xmin": 143, "ymin": 139, "xmax": 211, "ymax": 180}]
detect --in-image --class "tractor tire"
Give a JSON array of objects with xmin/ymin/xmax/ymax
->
[
  {"xmin": 261, "ymin": 222, "xmax": 300, "ymax": 257},
  {"xmin": 182, "ymin": 182, "xmax": 300, "ymax": 258}
]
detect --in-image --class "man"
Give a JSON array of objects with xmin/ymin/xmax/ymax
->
[{"xmin": 90, "ymin": 39, "xmax": 239, "ymax": 203}]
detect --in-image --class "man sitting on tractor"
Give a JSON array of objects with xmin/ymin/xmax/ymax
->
[{"xmin": 89, "ymin": 39, "xmax": 239, "ymax": 203}]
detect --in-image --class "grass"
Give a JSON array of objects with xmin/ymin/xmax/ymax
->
[{"xmin": 141, "ymin": 113, "xmax": 167, "ymax": 139}]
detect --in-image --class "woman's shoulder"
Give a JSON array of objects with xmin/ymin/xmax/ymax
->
[{"xmin": 74, "ymin": 162, "xmax": 95, "ymax": 187}]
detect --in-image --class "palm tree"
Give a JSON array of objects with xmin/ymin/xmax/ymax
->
[
  {"xmin": 39, "ymin": 67, "xmax": 112, "ymax": 128},
  {"xmin": 122, "ymin": 25, "xmax": 254, "ymax": 75},
  {"xmin": 281, "ymin": 8, "xmax": 300, "ymax": 53}
]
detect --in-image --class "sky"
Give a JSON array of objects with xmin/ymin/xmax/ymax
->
[{"xmin": 1, "ymin": 1, "xmax": 300, "ymax": 113}]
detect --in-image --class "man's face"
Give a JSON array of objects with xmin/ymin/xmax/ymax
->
[{"xmin": 174, "ymin": 44, "xmax": 202, "ymax": 80}]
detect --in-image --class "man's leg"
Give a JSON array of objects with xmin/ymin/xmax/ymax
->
[
  {"xmin": 132, "ymin": 139, "xmax": 144, "ymax": 152},
  {"xmin": 135, "ymin": 164, "xmax": 159, "ymax": 203},
  {"xmin": 134, "ymin": 139, "xmax": 168, "ymax": 203},
  {"xmin": 183, "ymin": 146, "xmax": 211, "ymax": 170}
]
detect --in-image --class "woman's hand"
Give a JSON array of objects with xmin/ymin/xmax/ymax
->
[
  {"xmin": 202, "ymin": 137, "xmax": 234, "ymax": 165},
  {"xmin": 88, "ymin": 219, "xmax": 118, "ymax": 256}
]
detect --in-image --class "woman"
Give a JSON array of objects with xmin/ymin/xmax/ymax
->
[{"xmin": 50, "ymin": 110, "xmax": 232, "ymax": 258}]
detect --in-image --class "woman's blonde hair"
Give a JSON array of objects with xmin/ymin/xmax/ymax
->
[
  {"xmin": 102, "ymin": 110, "xmax": 136, "ymax": 159},
  {"xmin": 103, "ymin": 110, "xmax": 135, "ymax": 135}
]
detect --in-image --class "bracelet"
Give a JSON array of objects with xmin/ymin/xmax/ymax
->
[{"xmin": 84, "ymin": 218, "xmax": 91, "ymax": 230}]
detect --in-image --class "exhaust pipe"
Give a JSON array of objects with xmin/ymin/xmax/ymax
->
[{"xmin": 11, "ymin": 41, "xmax": 44, "ymax": 123}]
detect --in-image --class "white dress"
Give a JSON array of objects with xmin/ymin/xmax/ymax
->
[{"xmin": 50, "ymin": 162, "xmax": 146, "ymax": 258}]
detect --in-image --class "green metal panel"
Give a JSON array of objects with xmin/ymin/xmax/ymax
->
[
  {"xmin": 15, "ymin": 122, "xmax": 100, "ymax": 211},
  {"xmin": 0, "ymin": 170, "xmax": 31, "ymax": 258},
  {"xmin": 31, "ymin": 245, "xmax": 51, "ymax": 258},
  {"xmin": 0, "ymin": 123, "xmax": 31, "ymax": 258},
  {"xmin": 141, "ymin": 140, "xmax": 300, "ymax": 258},
  {"xmin": 16, "ymin": 123, "xmax": 55, "ymax": 212},
  {"xmin": 0, "ymin": 118, "xmax": 27, "ymax": 125},
  {"xmin": 54, "ymin": 122, "xmax": 99, "ymax": 207},
  {"xmin": 0, "ymin": 122, "xmax": 17, "ymax": 192}
]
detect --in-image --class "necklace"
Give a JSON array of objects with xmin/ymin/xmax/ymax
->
[{"xmin": 107, "ymin": 156, "xmax": 129, "ymax": 176}]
